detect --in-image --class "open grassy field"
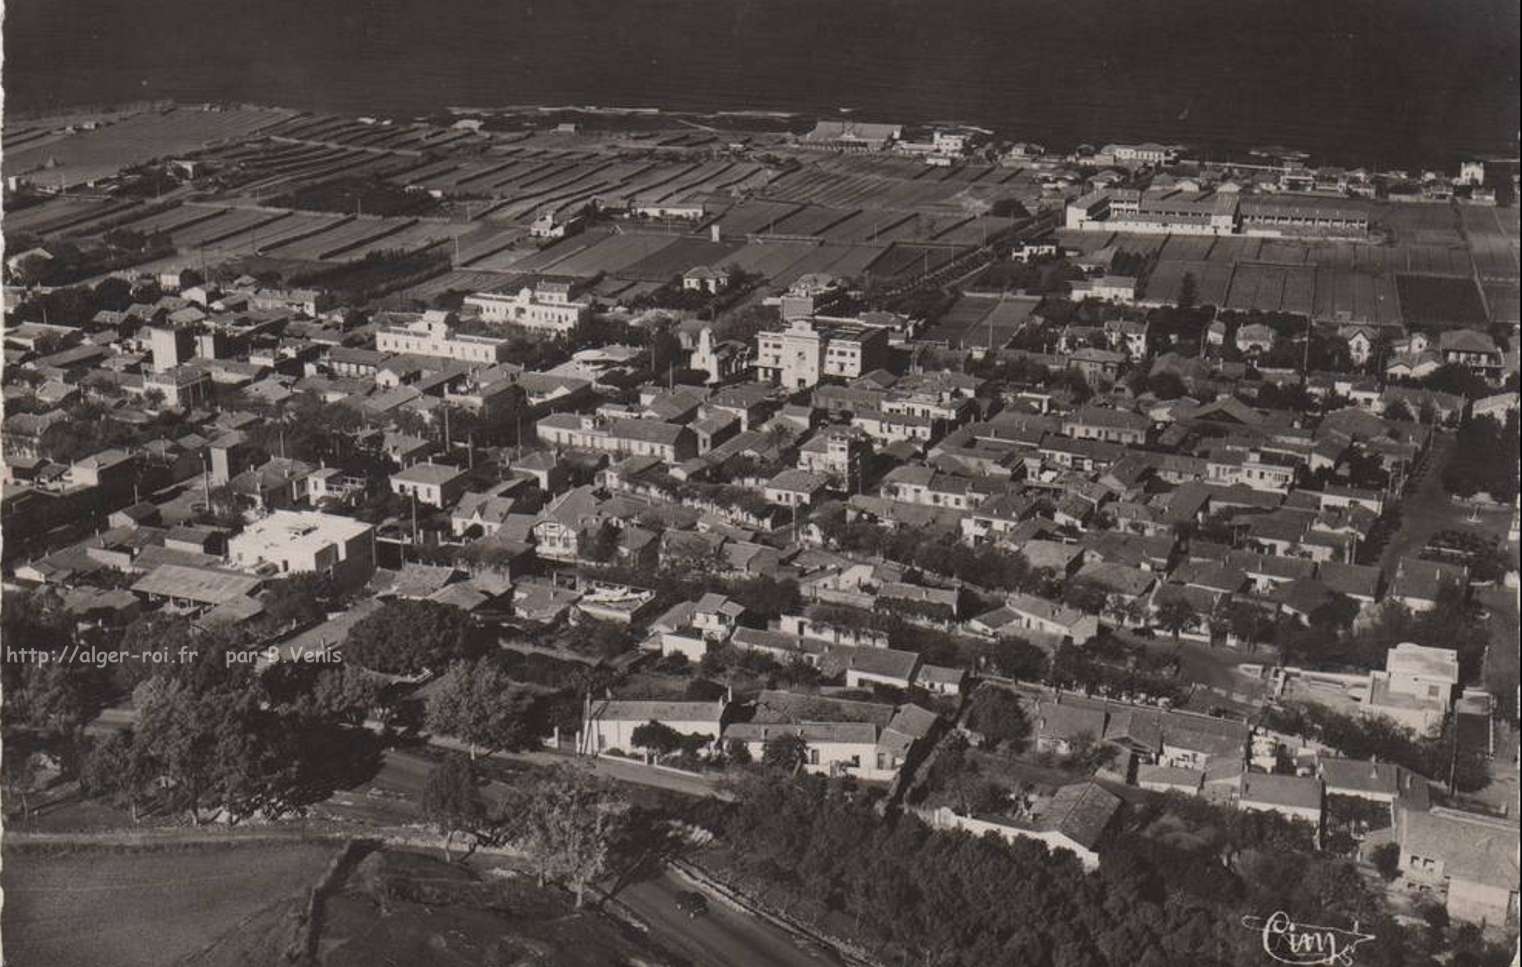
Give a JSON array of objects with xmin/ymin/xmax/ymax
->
[{"xmin": 1, "ymin": 842, "xmax": 334, "ymax": 967}]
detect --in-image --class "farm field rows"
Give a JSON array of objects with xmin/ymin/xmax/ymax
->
[
  {"xmin": 715, "ymin": 240, "xmax": 819, "ymax": 279},
  {"xmin": 1225, "ymin": 264, "xmax": 1316, "ymax": 315},
  {"xmin": 921, "ymin": 294, "xmax": 1000, "ymax": 344},
  {"xmin": 3, "ymin": 106, "xmax": 296, "ymax": 188},
  {"xmin": 1483, "ymin": 283, "xmax": 1521, "ymax": 325},
  {"xmin": 769, "ymin": 205, "xmax": 858, "ymax": 237},
  {"xmin": 3, "ymin": 197, "xmax": 123, "ymax": 235},
  {"xmin": 243, "ymin": 212, "xmax": 352, "ymax": 251},
  {"xmin": 866, "ymin": 242, "xmax": 969, "ymax": 280},
  {"xmin": 614, "ymin": 237, "xmax": 742, "ymax": 281},
  {"xmin": 171, "ymin": 208, "xmax": 289, "ymax": 248},
  {"xmin": 538, "ymin": 233, "xmax": 683, "ymax": 278},
  {"xmin": 109, "ymin": 203, "xmax": 227, "ymax": 236},
  {"xmin": 716, "ymin": 201, "xmax": 803, "ymax": 236},
  {"xmin": 1146, "ymin": 259, "xmax": 1234, "ymax": 307},
  {"xmin": 396, "ymin": 269, "xmax": 519, "ymax": 302}
]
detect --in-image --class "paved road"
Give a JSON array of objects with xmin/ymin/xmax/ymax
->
[{"xmin": 612, "ymin": 867, "xmax": 842, "ymax": 967}]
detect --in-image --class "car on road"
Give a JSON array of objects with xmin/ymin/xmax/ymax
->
[{"xmin": 675, "ymin": 890, "xmax": 709, "ymax": 919}]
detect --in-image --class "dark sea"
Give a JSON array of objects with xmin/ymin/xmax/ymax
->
[{"xmin": 4, "ymin": 0, "xmax": 1518, "ymax": 169}]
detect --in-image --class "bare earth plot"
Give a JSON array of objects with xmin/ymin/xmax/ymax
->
[{"xmin": 0, "ymin": 843, "xmax": 333, "ymax": 967}]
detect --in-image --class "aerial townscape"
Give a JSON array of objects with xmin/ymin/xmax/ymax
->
[{"xmin": 1, "ymin": 96, "xmax": 1519, "ymax": 967}]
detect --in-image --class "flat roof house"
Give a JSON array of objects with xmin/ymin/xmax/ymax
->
[
  {"xmin": 225, "ymin": 509, "xmax": 377, "ymax": 590},
  {"xmin": 390, "ymin": 462, "xmax": 468, "ymax": 509},
  {"xmin": 1397, "ymin": 806, "xmax": 1519, "ymax": 925}
]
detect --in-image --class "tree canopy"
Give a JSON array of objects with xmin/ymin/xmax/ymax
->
[{"xmin": 345, "ymin": 600, "xmax": 485, "ymax": 675}]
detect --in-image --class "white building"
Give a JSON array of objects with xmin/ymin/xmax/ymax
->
[
  {"xmin": 578, "ymin": 697, "xmax": 728, "ymax": 755},
  {"xmin": 1238, "ymin": 773, "xmax": 1324, "ymax": 825},
  {"xmin": 390, "ymin": 462, "xmax": 468, "ymax": 509},
  {"xmin": 1364, "ymin": 642, "xmax": 1460, "ymax": 733},
  {"xmin": 464, "ymin": 282, "xmax": 591, "ymax": 338},
  {"xmin": 1070, "ymin": 276, "xmax": 1136, "ymax": 304},
  {"xmin": 755, "ymin": 317, "xmax": 890, "ymax": 391},
  {"xmin": 375, "ymin": 311, "xmax": 510, "ymax": 364},
  {"xmin": 225, "ymin": 510, "xmax": 376, "ymax": 589},
  {"xmin": 143, "ymin": 365, "xmax": 213, "ymax": 410}
]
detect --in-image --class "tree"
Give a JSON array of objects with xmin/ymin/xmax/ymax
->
[
  {"xmin": 80, "ymin": 730, "xmax": 155, "ymax": 823},
  {"xmin": 345, "ymin": 599, "xmax": 482, "ymax": 675},
  {"xmin": 133, "ymin": 677, "xmax": 298, "ymax": 825},
  {"xmin": 1062, "ymin": 581, "xmax": 1108, "ymax": 616},
  {"xmin": 725, "ymin": 738, "xmax": 754, "ymax": 765},
  {"xmin": 1382, "ymin": 399, "xmax": 1414, "ymax": 422},
  {"xmin": 1145, "ymin": 371, "xmax": 1187, "ymax": 400},
  {"xmin": 1371, "ymin": 842, "xmax": 1401, "ymax": 881},
  {"xmin": 426, "ymin": 658, "xmax": 544, "ymax": 758},
  {"xmin": 259, "ymin": 573, "xmax": 332, "ymax": 629},
  {"xmin": 579, "ymin": 521, "xmax": 621, "ymax": 564},
  {"xmin": 1224, "ymin": 601, "xmax": 1272, "ymax": 650},
  {"xmin": 630, "ymin": 720, "xmax": 684, "ymax": 758},
  {"xmin": 1156, "ymin": 599, "xmax": 1198, "ymax": 639},
  {"xmin": 510, "ymin": 766, "xmax": 628, "ymax": 907},
  {"xmin": 302, "ymin": 666, "xmax": 384, "ymax": 726},
  {"xmin": 762, "ymin": 732, "xmax": 808, "ymax": 774},
  {"xmin": 421, "ymin": 757, "xmax": 486, "ymax": 862},
  {"xmin": 1, "ymin": 737, "xmax": 41, "ymax": 822},
  {"xmin": 1177, "ymin": 272, "xmax": 1198, "ymax": 310},
  {"xmin": 965, "ymin": 686, "xmax": 1031, "ymax": 752}
]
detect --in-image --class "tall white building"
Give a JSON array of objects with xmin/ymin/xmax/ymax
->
[{"xmin": 755, "ymin": 317, "xmax": 889, "ymax": 391}]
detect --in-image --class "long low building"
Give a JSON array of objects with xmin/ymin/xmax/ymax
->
[
  {"xmin": 536, "ymin": 412, "xmax": 698, "ymax": 463},
  {"xmin": 1239, "ymin": 197, "xmax": 1370, "ymax": 238},
  {"xmin": 375, "ymin": 310, "xmax": 509, "ymax": 364},
  {"xmin": 463, "ymin": 281, "xmax": 591, "ymax": 338}
]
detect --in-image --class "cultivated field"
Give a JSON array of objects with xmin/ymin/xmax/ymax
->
[
  {"xmin": 3, "ymin": 106, "xmax": 296, "ymax": 189},
  {"xmin": 0, "ymin": 842, "xmax": 334, "ymax": 967}
]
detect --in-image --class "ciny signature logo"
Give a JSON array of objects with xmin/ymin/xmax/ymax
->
[{"xmin": 1240, "ymin": 911, "xmax": 1375, "ymax": 966}]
